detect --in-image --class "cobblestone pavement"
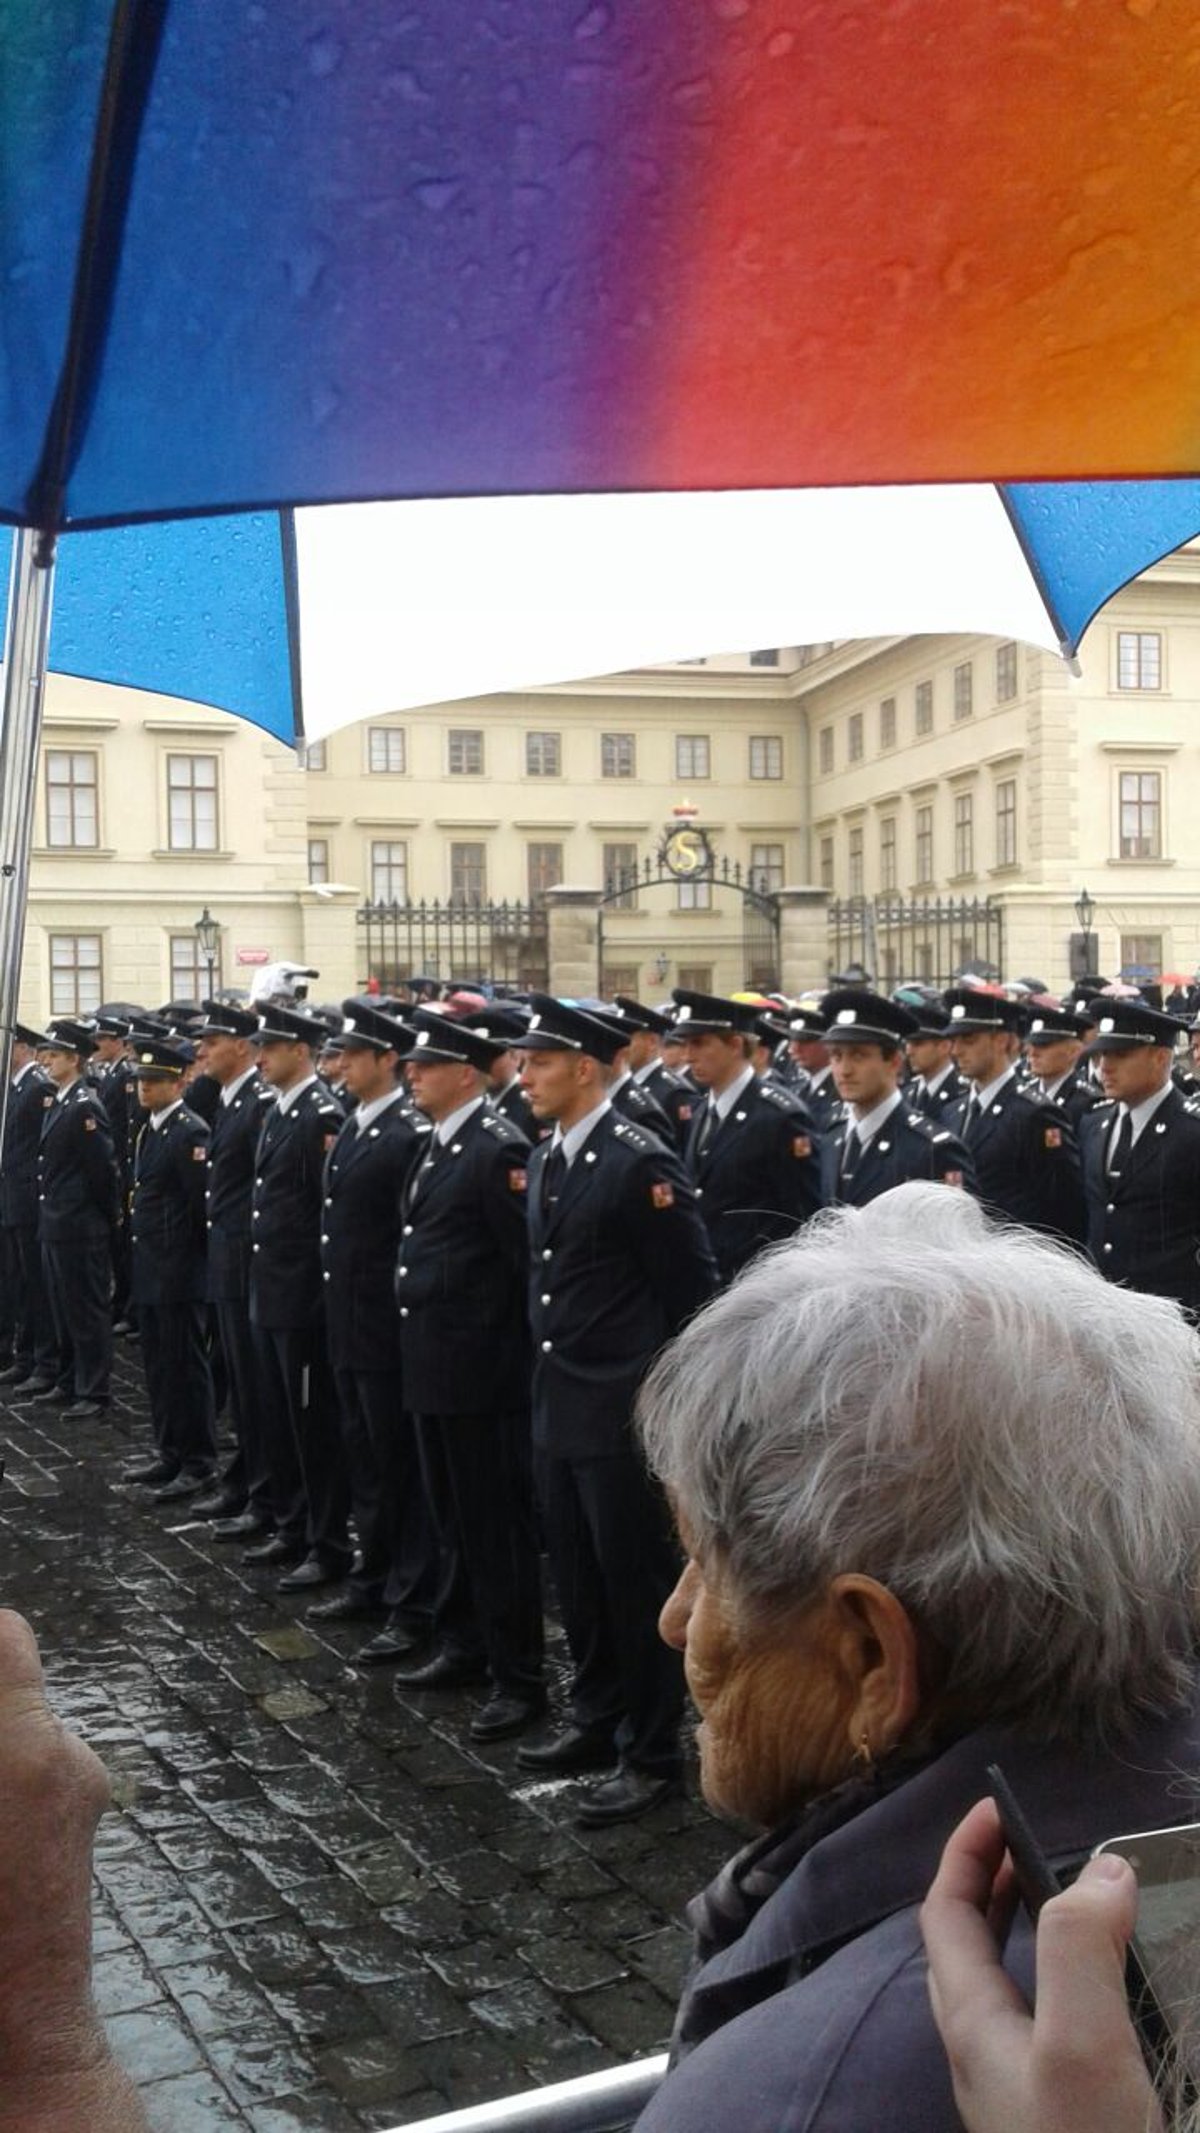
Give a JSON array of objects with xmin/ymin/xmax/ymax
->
[{"xmin": 2, "ymin": 1349, "xmax": 734, "ymax": 2132}]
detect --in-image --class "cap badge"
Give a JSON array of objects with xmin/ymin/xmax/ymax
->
[
  {"xmin": 836, "ymin": 1009, "xmax": 856, "ymax": 1026},
  {"xmin": 1031, "ymin": 1019, "xmax": 1045, "ymax": 1034},
  {"xmin": 529, "ymin": 1014, "xmax": 541, "ymax": 1032},
  {"xmin": 950, "ymin": 1004, "xmax": 966, "ymax": 1021},
  {"xmin": 1099, "ymin": 1017, "xmax": 1115, "ymax": 1034},
  {"xmin": 415, "ymin": 1030, "xmax": 430, "ymax": 1048},
  {"xmin": 343, "ymin": 1017, "xmax": 356, "ymax": 1033},
  {"xmin": 676, "ymin": 1005, "xmax": 692, "ymax": 1023}
]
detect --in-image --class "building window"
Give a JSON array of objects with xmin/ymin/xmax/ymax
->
[
  {"xmin": 167, "ymin": 754, "xmax": 218, "ymax": 851},
  {"xmin": 1118, "ymin": 770, "xmax": 1163, "ymax": 859},
  {"xmin": 749, "ymin": 735, "xmax": 783, "ymax": 779},
  {"xmin": 847, "ymin": 712, "xmax": 864, "ymax": 764},
  {"xmin": 848, "ymin": 825, "xmax": 864, "ymax": 898},
  {"xmin": 675, "ymin": 734, "xmax": 711, "ymax": 780},
  {"xmin": 749, "ymin": 843, "xmax": 784, "ymax": 893},
  {"xmin": 449, "ymin": 841, "xmax": 487, "ymax": 905},
  {"xmin": 953, "ymin": 663, "xmax": 974, "ymax": 721},
  {"xmin": 525, "ymin": 731, "xmax": 561, "ymax": 777},
  {"xmin": 819, "ymin": 835, "xmax": 834, "ymax": 891},
  {"xmin": 879, "ymin": 697, "xmax": 896, "ymax": 750},
  {"xmin": 1119, "ymin": 932, "xmax": 1163, "ymax": 980},
  {"xmin": 818, "ymin": 726, "xmax": 834, "ymax": 775},
  {"xmin": 170, "ymin": 932, "xmax": 223, "ymax": 1000},
  {"xmin": 49, "ymin": 933, "xmax": 102, "ymax": 1016},
  {"xmin": 307, "ymin": 838, "xmax": 329, "ymax": 885},
  {"xmin": 367, "ymin": 726, "xmax": 406, "ymax": 773},
  {"xmin": 527, "ymin": 842, "xmax": 563, "ymax": 897},
  {"xmin": 298, "ymin": 738, "xmax": 327, "ymax": 770},
  {"xmin": 602, "ymin": 842, "xmax": 639, "ymax": 908},
  {"xmin": 676, "ymin": 963, "xmax": 713, "ymax": 992},
  {"xmin": 601, "ymin": 964, "xmax": 641, "ymax": 997},
  {"xmin": 1116, "ymin": 631, "xmax": 1162, "ymax": 690},
  {"xmin": 601, "ymin": 732, "xmax": 636, "ymax": 778},
  {"xmin": 749, "ymin": 649, "xmax": 779, "ymax": 667},
  {"xmin": 677, "ymin": 875, "xmax": 712, "ymax": 911},
  {"xmin": 448, "ymin": 728, "xmax": 484, "ymax": 775},
  {"xmin": 953, "ymin": 791, "xmax": 974, "ymax": 875},
  {"xmin": 45, "ymin": 750, "xmax": 98, "ymax": 849},
  {"xmin": 915, "ymin": 680, "xmax": 933, "ymax": 735},
  {"xmin": 995, "ymin": 779, "xmax": 1017, "ymax": 867},
  {"xmin": 880, "ymin": 816, "xmax": 897, "ymax": 892},
  {"xmin": 370, "ymin": 840, "xmax": 408, "ymax": 902},
  {"xmin": 915, "ymin": 804, "xmax": 934, "ymax": 885},
  {"xmin": 996, "ymin": 643, "xmax": 1018, "ymax": 702}
]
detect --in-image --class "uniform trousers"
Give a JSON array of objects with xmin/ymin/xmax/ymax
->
[
  {"xmin": 336, "ymin": 1370, "xmax": 440, "ymax": 1616},
  {"xmin": 416, "ymin": 1409, "xmax": 544, "ymax": 1699},
  {"xmin": 213, "ymin": 1298, "xmax": 273, "ymax": 1518},
  {"xmin": 252, "ymin": 1321, "xmax": 351, "ymax": 1567},
  {"xmin": 138, "ymin": 1300, "xmax": 216, "ymax": 1477},
  {"xmin": 3, "ymin": 1223, "xmax": 56, "ymax": 1376},
  {"xmin": 0, "ymin": 1229, "xmax": 15, "ymax": 1357},
  {"xmin": 535, "ymin": 1444, "xmax": 683, "ymax": 1774},
  {"xmin": 42, "ymin": 1230, "xmax": 112, "ymax": 1403},
  {"xmin": 110, "ymin": 1207, "xmax": 133, "ymax": 1323}
]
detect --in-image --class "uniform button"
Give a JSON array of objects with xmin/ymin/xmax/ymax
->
[
  {"xmin": 696, "ymin": 1187, "xmax": 704, "ymax": 1197},
  {"xmin": 403, "ymin": 1225, "xmax": 413, "ymax": 1236},
  {"xmin": 541, "ymin": 1339, "xmax": 552, "ymax": 1352},
  {"xmin": 252, "ymin": 1243, "xmax": 260, "ymax": 1253},
  {"xmin": 1106, "ymin": 1203, "xmax": 1115, "ymax": 1215},
  {"xmin": 252, "ymin": 1209, "xmax": 260, "ymax": 1219},
  {"xmin": 542, "ymin": 1248, "xmax": 552, "ymax": 1261},
  {"xmin": 323, "ymin": 1271, "xmax": 331, "ymax": 1281},
  {"xmin": 1103, "ymin": 1242, "xmax": 1113, "ymax": 1254},
  {"xmin": 541, "ymin": 1293, "xmax": 551, "ymax": 1305},
  {"xmin": 399, "ymin": 1306, "xmax": 409, "ymax": 1319},
  {"xmin": 38, "ymin": 1193, "xmax": 44, "ymax": 1201},
  {"xmin": 398, "ymin": 1266, "xmax": 408, "ymax": 1278},
  {"xmin": 206, "ymin": 1219, "xmax": 213, "ymax": 1229},
  {"xmin": 320, "ymin": 1233, "xmax": 329, "ymax": 1245},
  {"xmin": 324, "ymin": 1196, "xmax": 332, "ymax": 1208}
]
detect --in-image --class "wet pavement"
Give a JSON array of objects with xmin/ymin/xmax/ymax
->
[{"xmin": 1, "ymin": 1349, "xmax": 734, "ymax": 2130}]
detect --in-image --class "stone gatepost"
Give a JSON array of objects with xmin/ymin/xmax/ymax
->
[
  {"xmin": 545, "ymin": 885, "xmax": 603, "ymax": 998},
  {"xmin": 298, "ymin": 887, "xmax": 361, "ymax": 998},
  {"xmin": 776, "ymin": 885, "xmax": 831, "ymax": 997}
]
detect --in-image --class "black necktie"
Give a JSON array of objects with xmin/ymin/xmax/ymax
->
[
  {"xmin": 695, "ymin": 1101, "xmax": 718, "ymax": 1158},
  {"xmin": 1108, "ymin": 1109, "xmax": 1133, "ymax": 1178},
  {"xmin": 962, "ymin": 1093, "xmax": 981, "ymax": 1142},
  {"xmin": 542, "ymin": 1144, "xmax": 567, "ymax": 1215},
  {"xmin": 840, "ymin": 1128, "xmax": 861, "ymax": 1182}
]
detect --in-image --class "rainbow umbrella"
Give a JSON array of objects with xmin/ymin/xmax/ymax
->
[{"xmin": 2, "ymin": 0, "xmax": 1200, "ymax": 1039}]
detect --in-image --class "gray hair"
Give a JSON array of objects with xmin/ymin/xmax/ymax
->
[{"xmin": 637, "ymin": 1183, "xmax": 1200, "ymax": 1740}]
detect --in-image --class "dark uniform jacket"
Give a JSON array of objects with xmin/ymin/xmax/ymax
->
[
  {"xmin": 205, "ymin": 1071, "xmax": 275, "ymax": 1302},
  {"xmin": 685, "ymin": 1074, "xmax": 822, "ymax": 1286},
  {"xmin": 1032, "ymin": 1066, "xmax": 1105, "ymax": 1131},
  {"xmin": 183, "ymin": 1071, "xmax": 221, "ymax": 1126},
  {"xmin": 36, "ymin": 1080, "xmax": 119, "ymax": 1241},
  {"xmin": 1079, "ymin": 1086, "xmax": 1200, "ymax": 1314},
  {"xmin": 490, "ymin": 1077, "xmax": 538, "ymax": 1135},
  {"xmin": 0, "ymin": 1065, "xmax": 53, "ymax": 1227},
  {"xmin": 396, "ymin": 1100, "xmax": 530, "ymax": 1412},
  {"xmin": 96, "ymin": 1057, "xmax": 144, "ymax": 1177},
  {"xmin": 907, "ymin": 1065, "xmax": 966, "ymax": 1122},
  {"xmin": 821, "ymin": 1103, "xmax": 975, "ymax": 1208},
  {"xmin": 526, "ymin": 1110, "xmax": 718, "ymax": 1460},
  {"xmin": 796, "ymin": 1067, "xmax": 843, "ymax": 1137},
  {"xmin": 950, "ymin": 1073, "xmax": 1085, "ymax": 1244},
  {"xmin": 130, "ymin": 1102, "xmax": 210, "ymax": 1304},
  {"xmin": 610, "ymin": 1074, "xmax": 673, "ymax": 1145},
  {"xmin": 249, "ymin": 1079, "xmax": 343, "ymax": 1329},
  {"xmin": 321, "ymin": 1095, "xmax": 427, "ymax": 1375},
  {"xmin": 633, "ymin": 1063, "xmax": 697, "ymax": 1154}
]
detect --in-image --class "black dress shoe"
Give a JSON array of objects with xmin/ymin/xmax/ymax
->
[
  {"xmin": 276, "ymin": 1553, "xmax": 348, "ymax": 1593},
  {"xmin": 515, "ymin": 1725, "xmax": 618, "ymax": 1775},
  {"xmin": 354, "ymin": 1624, "xmax": 426, "ymax": 1667},
  {"xmin": 392, "ymin": 1649, "xmax": 489, "ymax": 1691},
  {"xmin": 123, "ymin": 1458, "xmax": 178, "ymax": 1486},
  {"xmin": 11, "ymin": 1374, "xmax": 54, "ymax": 1395},
  {"xmin": 574, "ymin": 1770, "xmax": 681, "ymax": 1827},
  {"xmin": 191, "ymin": 1489, "xmax": 245, "ymax": 1519},
  {"xmin": 151, "ymin": 1470, "xmax": 214, "ymax": 1502},
  {"xmin": 210, "ymin": 1510, "xmax": 272, "ymax": 1542},
  {"xmin": 33, "ymin": 1384, "xmax": 69, "ymax": 1404},
  {"xmin": 61, "ymin": 1399, "xmax": 108, "ymax": 1420},
  {"xmin": 242, "ymin": 1534, "xmax": 305, "ymax": 1567},
  {"xmin": 469, "ymin": 1692, "xmax": 549, "ymax": 1744},
  {"xmin": 306, "ymin": 1590, "xmax": 381, "ymax": 1623},
  {"xmin": 0, "ymin": 1362, "xmax": 24, "ymax": 1383}
]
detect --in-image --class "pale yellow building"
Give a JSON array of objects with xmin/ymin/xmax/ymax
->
[{"xmin": 15, "ymin": 547, "xmax": 1200, "ymax": 1022}]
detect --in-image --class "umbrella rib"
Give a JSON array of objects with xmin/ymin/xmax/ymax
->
[{"xmin": 24, "ymin": 0, "xmax": 170, "ymax": 555}]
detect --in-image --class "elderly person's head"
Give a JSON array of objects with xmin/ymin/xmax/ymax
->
[{"xmin": 640, "ymin": 1183, "xmax": 1200, "ymax": 1829}]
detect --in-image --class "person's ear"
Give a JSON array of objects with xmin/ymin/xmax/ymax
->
[{"xmin": 827, "ymin": 1573, "xmax": 922, "ymax": 1761}]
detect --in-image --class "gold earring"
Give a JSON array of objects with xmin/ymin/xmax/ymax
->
[{"xmin": 851, "ymin": 1732, "xmax": 874, "ymax": 1775}]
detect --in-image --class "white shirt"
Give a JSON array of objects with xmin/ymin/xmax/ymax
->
[
  {"xmin": 148, "ymin": 1098, "xmax": 184, "ymax": 1132},
  {"xmin": 847, "ymin": 1088, "xmax": 903, "ymax": 1145},
  {"xmin": 608, "ymin": 1069, "xmax": 632, "ymax": 1100},
  {"xmin": 1117, "ymin": 1078, "xmax": 1174, "ymax": 1146},
  {"xmin": 434, "ymin": 1094, "xmax": 486, "ymax": 1146},
  {"xmin": 276, "ymin": 1073, "xmax": 318, "ymax": 1115},
  {"xmin": 705, "ymin": 1063, "xmax": 757, "ymax": 1125},
  {"xmin": 632, "ymin": 1060, "xmax": 660, "ymax": 1086},
  {"xmin": 550, "ymin": 1096, "xmax": 612, "ymax": 1166},
  {"xmin": 356, "ymin": 1087, "xmax": 407, "ymax": 1135},
  {"xmin": 220, "ymin": 1065, "xmax": 259, "ymax": 1108},
  {"xmin": 969, "ymin": 1065, "xmax": 1018, "ymax": 1113},
  {"xmin": 11, "ymin": 1060, "xmax": 33, "ymax": 1087},
  {"xmin": 918, "ymin": 1062, "xmax": 956, "ymax": 1099}
]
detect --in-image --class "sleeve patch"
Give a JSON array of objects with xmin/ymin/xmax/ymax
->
[
  {"xmin": 192, "ymin": 1144, "xmax": 207, "ymax": 1161},
  {"xmin": 650, "ymin": 1180, "xmax": 675, "ymax": 1209},
  {"xmin": 508, "ymin": 1168, "xmax": 528, "ymax": 1193},
  {"xmin": 1044, "ymin": 1125, "xmax": 1063, "ymax": 1148},
  {"xmin": 323, "ymin": 1133, "xmax": 339, "ymax": 1152},
  {"xmin": 944, "ymin": 1169, "xmax": 965, "ymax": 1188},
  {"xmin": 83, "ymin": 1117, "xmax": 96, "ymax": 1132},
  {"xmin": 678, "ymin": 1103, "xmax": 693, "ymax": 1121},
  {"xmin": 792, "ymin": 1135, "xmax": 812, "ymax": 1159}
]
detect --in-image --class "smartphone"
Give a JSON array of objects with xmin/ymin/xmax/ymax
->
[
  {"xmin": 986, "ymin": 1761, "xmax": 1064, "ymax": 1918},
  {"xmin": 1094, "ymin": 1823, "xmax": 1200, "ymax": 2102}
]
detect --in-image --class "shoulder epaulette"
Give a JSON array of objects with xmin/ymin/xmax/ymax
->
[
  {"xmin": 1016, "ymin": 1082, "xmax": 1046, "ymax": 1107},
  {"xmin": 482, "ymin": 1111, "xmax": 524, "ymax": 1144},
  {"xmin": 612, "ymin": 1117, "xmax": 653, "ymax": 1154},
  {"xmin": 758, "ymin": 1079, "xmax": 801, "ymax": 1111}
]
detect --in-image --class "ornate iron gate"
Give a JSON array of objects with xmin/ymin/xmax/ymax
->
[
  {"xmin": 827, "ymin": 897, "xmax": 1005, "ymax": 989},
  {"xmin": 597, "ymin": 856, "xmax": 781, "ymax": 996},
  {"xmin": 357, "ymin": 899, "xmax": 549, "ymax": 992}
]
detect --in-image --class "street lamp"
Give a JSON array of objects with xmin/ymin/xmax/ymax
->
[
  {"xmin": 194, "ymin": 904, "xmax": 220, "ymax": 1000},
  {"xmin": 1073, "ymin": 887, "xmax": 1095, "ymax": 979}
]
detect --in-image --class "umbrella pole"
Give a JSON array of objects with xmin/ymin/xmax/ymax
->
[{"xmin": 0, "ymin": 530, "xmax": 56, "ymax": 1155}]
